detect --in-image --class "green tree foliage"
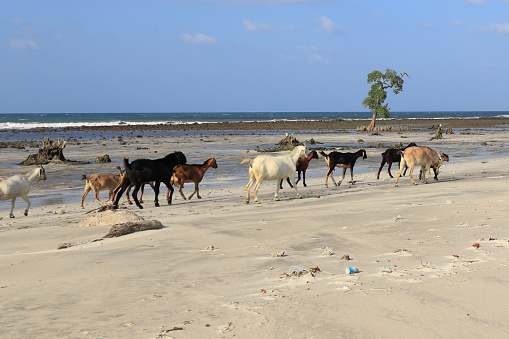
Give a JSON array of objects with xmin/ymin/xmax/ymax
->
[{"xmin": 362, "ymin": 69, "xmax": 408, "ymax": 129}]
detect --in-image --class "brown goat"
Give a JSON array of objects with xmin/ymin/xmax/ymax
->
[
  {"xmin": 280, "ymin": 150, "xmax": 319, "ymax": 188},
  {"xmin": 81, "ymin": 167, "xmax": 124, "ymax": 208},
  {"xmin": 171, "ymin": 158, "xmax": 218, "ymax": 200}
]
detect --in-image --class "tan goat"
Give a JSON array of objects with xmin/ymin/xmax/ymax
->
[
  {"xmin": 395, "ymin": 146, "xmax": 448, "ymax": 186},
  {"xmin": 81, "ymin": 167, "xmax": 124, "ymax": 208}
]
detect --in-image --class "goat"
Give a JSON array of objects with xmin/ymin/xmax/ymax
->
[
  {"xmin": 113, "ymin": 151, "xmax": 187, "ymax": 209},
  {"xmin": 419, "ymin": 153, "xmax": 449, "ymax": 181},
  {"xmin": 280, "ymin": 150, "xmax": 319, "ymax": 188},
  {"xmin": 0, "ymin": 165, "xmax": 46, "ymax": 218},
  {"xmin": 171, "ymin": 158, "xmax": 218, "ymax": 200},
  {"xmin": 377, "ymin": 143, "xmax": 417, "ymax": 179},
  {"xmin": 319, "ymin": 149, "xmax": 367, "ymax": 188},
  {"xmin": 242, "ymin": 145, "xmax": 307, "ymax": 204},
  {"xmin": 80, "ymin": 167, "xmax": 124, "ymax": 208},
  {"xmin": 395, "ymin": 146, "xmax": 448, "ymax": 186}
]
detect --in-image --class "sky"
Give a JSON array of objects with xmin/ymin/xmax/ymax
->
[{"xmin": 1, "ymin": 0, "xmax": 508, "ymax": 113}]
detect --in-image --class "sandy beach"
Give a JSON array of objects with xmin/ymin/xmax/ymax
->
[{"xmin": 1, "ymin": 120, "xmax": 508, "ymax": 338}]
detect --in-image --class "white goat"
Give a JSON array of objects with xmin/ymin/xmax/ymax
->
[
  {"xmin": 242, "ymin": 145, "xmax": 307, "ymax": 204},
  {"xmin": 0, "ymin": 165, "xmax": 47, "ymax": 218}
]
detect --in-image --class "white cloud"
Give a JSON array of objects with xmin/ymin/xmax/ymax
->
[
  {"xmin": 315, "ymin": 16, "xmax": 341, "ymax": 33},
  {"xmin": 243, "ymin": 19, "xmax": 271, "ymax": 31},
  {"xmin": 9, "ymin": 39, "xmax": 39, "ymax": 50},
  {"xmin": 307, "ymin": 54, "xmax": 330, "ymax": 64},
  {"xmin": 180, "ymin": 33, "xmax": 217, "ymax": 44},
  {"xmin": 487, "ymin": 22, "xmax": 509, "ymax": 34}
]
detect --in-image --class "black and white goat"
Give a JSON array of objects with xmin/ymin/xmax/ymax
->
[{"xmin": 319, "ymin": 149, "xmax": 367, "ymax": 188}]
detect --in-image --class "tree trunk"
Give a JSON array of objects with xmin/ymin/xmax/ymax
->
[
  {"xmin": 367, "ymin": 113, "xmax": 377, "ymax": 130},
  {"xmin": 19, "ymin": 137, "xmax": 68, "ymax": 166}
]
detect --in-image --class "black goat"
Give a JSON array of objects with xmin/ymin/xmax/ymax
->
[
  {"xmin": 113, "ymin": 151, "xmax": 187, "ymax": 209},
  {"xmin": 319, "ymin": 149, "xmax": 367, "ymax": 188},
  {"xmin": 377, "ymin": 143, "xmax": 417, "ymax": 179},
  {"xmin": 280, "ymin": 150, "xmax": 319, "ymax": 189}
]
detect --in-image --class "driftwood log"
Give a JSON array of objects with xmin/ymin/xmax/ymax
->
[
  {"xmin": 103, "ymin": 220, "xmax": 163, "ymax": 238},
  {"xmin": 277, "ymin": 133, "xmax": 301, "ymax": 151},
  {"xmin": 19, "ymin": 137, "xmax": 67, "ymax": 165},
  {"xmin": 19, "ymin": 137, "xmax": 89, "ymax": 165}
]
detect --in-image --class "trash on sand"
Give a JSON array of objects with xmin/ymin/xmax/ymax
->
[
  {"xmin": 345, "ymin": 267, "xmax": 359, "ymax": 274},
  {"xmin": 381, "ymin": 266, "xmax": 392, "ymax": 273},
  {"xmin": 271, "ymin": 251, "xmax": 285, "ymax": 257},
  {"xmin": 204, "ymin": 245, "xmax": 217, "ymax": 251},
  {"xmin": 288, "ymin": 265, "xmax": 304, "ymax": 275},
  {"xmin": 341, "ymin": 254, "xmax": 351, "ymax": 260},
  {"xmin": 321, "ymin": 248, "xmax": 333, "ymax": 256},
  {"xmin": 394, "ymin": 214, "xmax": 404, "ymax": 221},
  {"xmin": 472, "ymin": 243, "xmax": 480, "ymax": 249}
]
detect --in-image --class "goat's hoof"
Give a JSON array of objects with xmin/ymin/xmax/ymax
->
[
  {"xmin": 274, "ymin": 198, "xmax": 280, "ymax": 201},
  {"xmin": 24, "ymin": 211, "xmax": 28, "ymax": 216},
  {"xmin": 137, "ymin": 205, "xmax": 144, "ymax": 209},
  {"xmin": 9, "ymin": 215, "xmax": 15, "ymax": 218},
  {"xmin": 197, "ymin": 196, "xmax": 201, "ymax": 199},
  {"xmin": 297, "ymin": 195, "xmax": 302, "ymax": 199},
  {"xmin": 395, "ymin": 184, "xmax": 399, "ymax": 187},
  {"xmin": 245, "ymin": 201, "xmax": 249, "ymax": 204},
  {"xmin": 155, "ymin": 202, "xmax": 160, "ymax": 207}
]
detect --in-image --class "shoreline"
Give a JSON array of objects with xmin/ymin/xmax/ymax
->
[{"xmin": 2, "ymin": 117, "xmax": 509, "ymax": 135}]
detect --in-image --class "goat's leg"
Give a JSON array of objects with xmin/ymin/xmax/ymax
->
[
  {"xmin": 93, "ymin": 188, "xmax": 102, "ymax": 205},
  {"xmin": 131, "ymin": 183, "xmax": 143, "ymax": 209},
  {"xmin": 377, "ymin": 159, "xmax": 386, "ymax": 179},
  {"xmin": 409, "ymin": 165, "xmax": 417, "ymax": 185},
  {"xmin": 21, "ymin": 194, "xmax": 30, "ymax": 216},
  {"xmin": 395, "ymin": 161, "xmax": 406, "ymax": 187},
  {"xmin": 178, "ymin": 183, "xmax": 187, "ymax": 200},
  {"xmin": 165, "ymin": 181, "xmax": 174, "ymax": 205},
  {"xmin": 9, "ymin": 197, "xmax": 16, "ymax": 218},
  {"xmin": 325, "ymin": 168, "xmax": 335, "ymax": 188},
  {"xmin": 245, "ymin": 175, "xmax": 255, "ymax": 204},
  {"xmin": 295, "ymin": 171, "xmax": 302, "ymax": 185},
  {"xmin": 274, "ymin": 179, "xmax": 282, "ymax": 201},
  {"xmin": 289, "ymin": 176, "xmax": 302, "ymax": 199},
  {"xmin": 337, "ymin": 168, "xmax": 347, "ymax": 186},
  {"xmin": 423, "ymin": 166, "xmax": 431, "ymax": 184},
  {"xmin": 126, "ymin": 185, "xmax": 133, "ymax": 205},
  {"xmin": 152, "ymin": 182, "xmax": 161, "ymax": 207},
  {"xmin": 433, "ymin": 166, "xmax": 439, "ymax": 180},
  {"xmin": 80, "ymin": 185, "xmax": 91, "ymax": 209},
  {"xmin": 188, "ymin": 182, "xmax": 201, "ymax": 199},
  {"xmin": 113, "ymin": 182, "xmax": 129, "ymax": 208},
  {"xmin": 139, "ymin": 183, "xmax": 146, "ymax": 204},
  {"xmin": 302, "ymin": 171, "xmax": 307, "ymax": 187},
  {"xmin": 402, "ymin": 164, "xmax": 408, "ymax": 176},
  {"xmin": 349, "ymin": 167, "xmax": 355, "ymax": 184},
  {"xmin": 388, "ymin": 161, "xmax": 394, "ymax": 178},
  {"xmin": 106, "ymin": 189, "xmax": 114, "ymax": 203},
  {"xmin": 253, "ymin": 179, "xmax": 263, "ymax": 204}
]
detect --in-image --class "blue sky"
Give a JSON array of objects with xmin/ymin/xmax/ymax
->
[{"xmin": 1, "ymin": 0, "xmax": 508, "ymax": 113}]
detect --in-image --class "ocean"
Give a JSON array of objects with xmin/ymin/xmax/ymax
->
[{"xmin": 1, "ymin": 111, "xmax": 508, "ymax": 142}]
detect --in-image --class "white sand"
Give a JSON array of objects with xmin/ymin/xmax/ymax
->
[{"xmin": 1, "ymin": 129, "xmax": 508, "ymax": 338}]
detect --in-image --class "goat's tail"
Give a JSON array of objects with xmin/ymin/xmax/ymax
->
[
  {"xmin": 241, "ymin": 158, "xmax": 253, "ymax": 167},
  {"xmin": 123, "ymin": 156, "xmax": 131, "ymax": 170},
  {"xmin": 81, "ymin": 174, "xmax": 88, "ymax": 181}
]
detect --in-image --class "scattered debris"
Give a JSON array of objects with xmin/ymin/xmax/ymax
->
[
  {"xmin": 271, "ymin": 251, "xmax": 285, "ymax": 257},
  {"xmin": 321, "ymin": 248, "xmax": 334, "ymax": 256},
  {"xmin": 204, "ymin": 245, "xmax": 217, "ymax": 251},
  {"xmin": 341, "ymin": 254, "xmax": 351, "ymax": 260},
  {"xmin": 345, "ymin": 266, "xmax": 359, "ymax": 274},
  {"xmin": 472, "ymin": 243, "xmax": 480, "ymax": 249}
]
